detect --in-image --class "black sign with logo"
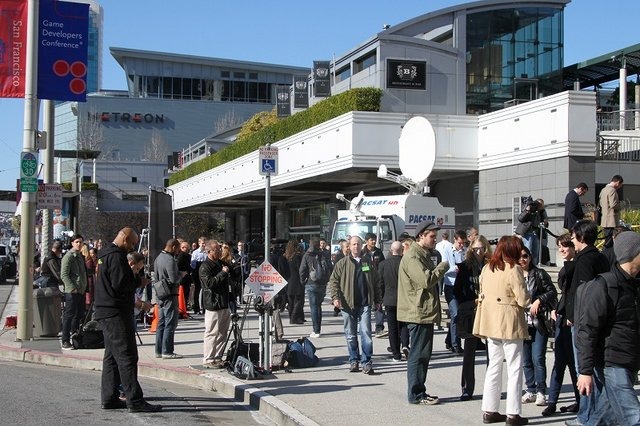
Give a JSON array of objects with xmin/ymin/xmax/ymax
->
[
  {"xmin": 313, "ymin": 61, "xmax": 331, "ymax": 97},
  {"xmin": 293, "ymin": 75, "xmax": 309, "ymax": 109},
  {"xmin": 386, "ymin": 59, "xmax": 426, "ymax": 90},
  {"xmin": 276, "ymin": 86, "xmax": 291, "ymax": 117}
]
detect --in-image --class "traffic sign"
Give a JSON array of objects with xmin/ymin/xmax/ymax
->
[
  {"xmin": 20, "ymin": 152, "xmax": 38, "ymax": 193},
  {"xmin": 244, "ymin": 261, "xmax": 287, "ymax": 304},
  {"xmin": 37, "ymin": 183, "xmax": 63, "ymax": 209},
  {"xmin": 259, "ymin": 146, "xmax": 278, "ymax": 176}
]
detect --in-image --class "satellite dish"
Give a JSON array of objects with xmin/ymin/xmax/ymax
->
[
  {"xmin": 399, "ymin": 116, "xmax": 436, "ymax": 183},
  {"xmin": 349, "ymin": 191, "xmax": 365, "ymax": 214}
]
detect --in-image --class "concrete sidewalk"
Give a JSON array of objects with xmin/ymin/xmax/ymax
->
[{"xmin": 0, "ymin": 282, "xmax": 586, "ymax": 425}]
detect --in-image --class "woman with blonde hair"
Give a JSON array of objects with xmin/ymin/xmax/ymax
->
[
  {"xmin": 473, "ymin": 235, "xmax": 530, "ymax": 425},
  {"xmin": 453, "ymin": 234, "xmax": 492, "ymax": 401}
]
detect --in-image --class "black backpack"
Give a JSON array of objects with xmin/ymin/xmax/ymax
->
[{"xmin": 309, "ymin": 254, "xmax": 329, "ymax": 282}]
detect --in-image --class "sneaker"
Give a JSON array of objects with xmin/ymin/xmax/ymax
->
[
  {"xmin": 416, "ymin": 394, "xmax": 439, "ymax": 405},
  {"xmin": 161, "ymin": 353, "xmax": 183, "ymax": 359},
  {"xmin": 362, "ymin": 363, "xmax": 375, "ymax": 375},
  {"xmin": 460, "ymin": 391, "xmax": 472, "ymax": 401},
  {"xmin": 61, "ymin": 341, "xmax": 74, "ymax": 350},
  {"xmin": 349, "ymin": 361, "xmax": 359, "ymax": 372},
  {"xmin": 154, "ymin": 353, "xmax": 162, "ymax": 359},
  {"xmin": 541, "ymin": 403, "xmax": 557, "ymax": 417},
  {"xmin": 402, "ymin": 346, "xmax": 410, "ymax": 359},
  {"xmin": 521, "ymin": 391, "xmax": 536, "ymax": 403},
  {"xmin": 535, "ymin": 391, "xmax": 547, "ymax": 406},
  {"xmin": 375, "ymin": 329, "xmax": 388, "ymax": 338},
  {"xmin": 309, "ymin": 332, "xmax": 321, "ymax": 338},
  {"xmin": 391, "ymin": 356, "xmax": 402, "ymax": 363}
]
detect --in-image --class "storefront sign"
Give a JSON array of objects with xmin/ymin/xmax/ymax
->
[{"xmin": 387, "ymin": 59, "xmax": 427, "ymax": 90}]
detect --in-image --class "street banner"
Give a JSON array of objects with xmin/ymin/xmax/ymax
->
[
  {"xmin": 386, "ymin": 59, "xmax": 427, "ymax": 90},
  {"xmin": 313, "ymin": 60, "xmax": 330, "ymax": 97},
  {"xmin": 37, "ymin": 0, "xmax": 89, "ymax": 101},
  {"xmin": 0, "ymin": 0, "xmax": 28, "ymax": 98},
  {"xmin": 293, "ymin": 75, "xmax": 308, "ymax": 109},
  {"xmin": 276, "ymin": 85, "xmax": 290, "ymax": 118}
]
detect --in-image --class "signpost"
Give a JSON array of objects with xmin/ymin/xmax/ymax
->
[
  {"xmin": 37, "ymin": 183, "xmax": 63, "ymax": 209},
  {"xmin": 257, "ymin": 144, "xmax": 278, "ymax": 371}
]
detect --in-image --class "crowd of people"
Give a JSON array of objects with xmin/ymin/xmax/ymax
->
[{"xmin": 35, "ymin": 173, "xmax": 638, "ymax": 422}]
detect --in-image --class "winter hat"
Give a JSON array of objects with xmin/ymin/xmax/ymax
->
[{"xmin": 613, "ymin": 231, "xmax": 640, "ymax": 264}]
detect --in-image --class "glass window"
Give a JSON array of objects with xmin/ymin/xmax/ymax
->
[
  {"xmin": 221, "ymin": 80, "xmax": 231, "ymax": 101},
  {"xmin": 171, "ymin": 78, "xmax": 182, "ymax": 99},
  {"xmin": 221, "ymin": 70, "xmax": 230, "ymax": 78},
  {"xmin": 247, "ymin": 82, "xmax": 258, "ymax": 102},
  {"xmin": 162, "ymin": 78, "xmax": 172, "ymax": 99},
  {"xmin": 249, "ymin": 72, "xmax": 258, "ymax": 80},
  {"xmin": 354, "ymin": 51, "xmax": 377, "ymax": 74},
  {"xmin": 183, "ymin": 78, "xmax": 193, "ymax": 99},
  {"xmin": 335, "ymin": 65, "xmax": 351, "ymax": 83},
  {"xmin": 234, "ymin": 71, "xmax": 245, "ymax": 79},
  {"xmin": 233, "ymin": 81, "xmax": 246, "ymax": 101}
]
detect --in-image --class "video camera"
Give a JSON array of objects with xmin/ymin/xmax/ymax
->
[{"xmin": 524, "ymin": 196, "xmax": 540, "ymax": 213}]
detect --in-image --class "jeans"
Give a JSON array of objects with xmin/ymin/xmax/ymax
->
[
  {"xmin": 523, "ymin": 326, "xmax": 548, "ymax": 394},
  {"xmin": 98, "ymin": 314, "xmax": 144, "ymax": 406},
  {"xmin": 374, "ymin": 305, "xmax": 385, "ymax": 333},
  {"xmin": 62, "ymin": 292, "xmax": 84, "ymax": 344},
  {"xmin": 155, "ymin": 296, "xmax": 179, "ymax": 355},
  {"xmin": 522, "ymin": 232, "xmax": 540, "ymax": 265},
  {"xmin": 386, "ymin": 305, "xmax": 409, "ymax": 359},
  {"xmin": 406, "ymin": 323, "xmax": 434, "ymax": 403},
  {"xmin": 443, "ymin": 286, "xmax": 459, "ymax": 349},
  {"xmin": 341, "ymin": 305, "xmax": 373, "ymax": 364},
  {"xmin": 592, "ymin": 366, "xmax": 640, "ymax": 426},
  {"xmin": 572, "ymin": 326, "xmax": 609, "ymax": 424},
  {"xmin": 547, "ymin": 316, "xmax": 578, "ymax": 404},
  {"xmin": 306, "ymin": 283, "xmax": 326, "ymax": 334}
]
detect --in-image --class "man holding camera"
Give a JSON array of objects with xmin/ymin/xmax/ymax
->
[{"xmin": 516, "ymin": 198, "xmax": 548, "ymax": 266}]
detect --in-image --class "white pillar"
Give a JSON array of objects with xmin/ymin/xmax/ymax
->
[{"xmin": 619, "ymin": 66, "xmax": 627, "ymax": 130}]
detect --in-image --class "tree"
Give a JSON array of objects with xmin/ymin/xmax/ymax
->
[
  {"xmin": 142, "ymin": 130, "xmax": 170, "ymax": 162},
  {"xmin": 77, "ymin": 107, "xmax": 112, "ymax": 159},
  {"xmin": 606, "ymin": 78, "xmax": 639, "ymax": 107},
  {"xmin": 214, "ymin": 110, "xmax": 244, "ymax": 134}
]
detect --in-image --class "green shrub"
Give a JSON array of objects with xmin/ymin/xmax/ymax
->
[{"xmin": 169, "ymin": 87, "xmax": 383, "ymax": 185}]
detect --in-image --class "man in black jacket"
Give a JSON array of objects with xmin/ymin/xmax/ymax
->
[
  {"xmin": 200, "ymin": 240, "xmax": 230, "ymax": 369},
  {"xmin": 378, "ymin": 241, "xmax": 407, "ymax": 361},
  {"xmin": 575, "ymin": 231, "xmax": 640, "ymax": 426},
  {"xmin": 94, "ymin": 227, "xmax": 161, "ymax": 413},
  {"xmin": 563, "ymin": 183, "xmax": 588, "ymax": 230},
  {"xmin": 564, "ymin": 220, "xmax": 609, "ymax": 426}
]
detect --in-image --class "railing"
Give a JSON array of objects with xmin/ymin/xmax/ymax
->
[
  {"xmin": 597, "ymin": 108, "xmax": 640, "ymax": 131},
  {"xmin": 597, "ymin": 135, "xmax": 640, "ymax": 161}
]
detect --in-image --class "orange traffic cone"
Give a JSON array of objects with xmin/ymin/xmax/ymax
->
[
  {"xmin": 149, "ymin": 304, "xmax": 159, "ymax": 333},
  {"xmin": 178, "ymin": 285, "xmax": 189, "ymax": 319}
]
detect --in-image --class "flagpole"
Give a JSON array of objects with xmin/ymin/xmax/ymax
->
[{"xmin": 17, "ymin": 0, "xmax": 40, "ymax": 341}]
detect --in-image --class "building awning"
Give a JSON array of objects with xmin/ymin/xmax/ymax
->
[{"xmin": 562, "ymin": 43, "xmax": 640, "ymax": 90}]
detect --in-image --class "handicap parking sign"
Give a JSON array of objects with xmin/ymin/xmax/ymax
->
[{"xmin": 259, "ymin": 146, "xmax": 278, "ymax": 176}]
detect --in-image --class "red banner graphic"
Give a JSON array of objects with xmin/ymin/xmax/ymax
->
[{"xmin": 0, "ymin": 0, "xmax": 28, "ymax": 98}]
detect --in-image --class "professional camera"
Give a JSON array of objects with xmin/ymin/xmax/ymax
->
[{"xmin": 527, "ymin": 199, "xmax": 540, "ymax": 213}]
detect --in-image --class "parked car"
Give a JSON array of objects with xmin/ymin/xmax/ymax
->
[{"xmin": 0, "ymin": 244, "xmax": 16, "ymax": 282}]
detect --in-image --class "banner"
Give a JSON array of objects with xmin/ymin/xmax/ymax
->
[
  {"xmin": 386, "ymin": 59, "xmax": 427, "ymax": 90},
  {"xmin": 0, "ymin": 0, "xmax": 28, "ymax": 97},
  {"xmin": 38, "ymin": 0, "xmax": 89, "ymax": 101},
  {"xmin": 293, "ymin": 75, "xmax": 308, "ymax": 109},
  {"xmin": 276, "ymin": 86, "xmax": 290, "ymax": 118},
  {"xmin": 313, "ymin": 60, "xmax": 330, "ymax": 97}
]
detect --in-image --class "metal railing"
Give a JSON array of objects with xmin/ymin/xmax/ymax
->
[
  {"xmin": 597, "ymin": 135, "xmax": 640, "ymax": 161},
  {"xmin": 597, "ymin": 108, "xmax": 640, "ymax": 131}
]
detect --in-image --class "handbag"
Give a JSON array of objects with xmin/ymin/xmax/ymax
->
[
  {"xmin": 153, "ymin": 277, "xmax": 172, "ymax": 301},
  {"xmin": 456, "ymin": 300, "xmax": 476, "ymax": 339},
  {"xmin": 533, "ymin": 309, "xmax": 554, "ymax": 337}
]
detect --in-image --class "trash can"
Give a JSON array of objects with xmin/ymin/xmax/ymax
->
[{"xmin": 33, "ymin": 287, "xmax": 63, "ymax": 337}]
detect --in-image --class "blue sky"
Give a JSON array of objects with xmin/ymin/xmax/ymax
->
[{"xmin": 0, "ymin": 0, "xmax": 637, "ymax": 190}]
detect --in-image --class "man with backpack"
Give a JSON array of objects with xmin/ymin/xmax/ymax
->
[
  {"xmin": 575, "ymin": 231, "xmax": 640, "ymax": 426},
  {"xmin": 300, "ymin": 237, "xmax": 333, "ymax": 338}
]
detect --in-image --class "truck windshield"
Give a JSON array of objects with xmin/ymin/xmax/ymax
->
[{"xmin": 331, "ymin": 220, "xmax": 391, "ymax": 245}]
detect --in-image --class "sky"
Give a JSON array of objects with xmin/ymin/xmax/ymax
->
[{"xmin": 0, "ymin": 0, "xmax": 637, "ymax": 190}]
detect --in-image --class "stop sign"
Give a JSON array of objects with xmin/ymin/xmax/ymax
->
[{"xmin": 244, "ymin": 261, "xmax": 287, "ymax": 304}]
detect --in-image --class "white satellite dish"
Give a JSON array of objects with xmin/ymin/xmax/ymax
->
[{"xmin": 398, "ymin": 116, "xmax": 436, "ymax": 183}]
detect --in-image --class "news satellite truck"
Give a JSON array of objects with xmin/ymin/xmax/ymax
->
[{"xmin": 330, "ymin": 192, "xmax": 455, "ymax": 254}]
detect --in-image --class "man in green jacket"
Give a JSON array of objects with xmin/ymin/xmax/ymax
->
[
  {"xmin": 328, "ymin": 236, "xmax": 382, "ymax": 375},
  {"xmin": 398, "ymin": 221, "xmax": 449, "ymax": 405},
  {"xmin": 60, "ymin": 234, "xmax": 88, "ymax": 350}
]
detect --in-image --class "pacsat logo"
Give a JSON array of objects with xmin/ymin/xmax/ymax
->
[{"xmin": 396, "ymin": 64, "xmax": 418, "ymax": 81}]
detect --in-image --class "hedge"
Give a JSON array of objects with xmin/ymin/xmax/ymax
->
[{"xmin": 169, "ymin": 87, "xmax": 383, "ymax": 185}]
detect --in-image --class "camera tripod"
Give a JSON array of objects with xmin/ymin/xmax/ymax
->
[{"xmin": 221, "ymin": 294, "xmax": 254, "ymax": 368}]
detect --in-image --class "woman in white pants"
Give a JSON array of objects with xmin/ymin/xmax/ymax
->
[{"xmin": 473, "ymin": 235, "xmax": 530, "ymax": 426}]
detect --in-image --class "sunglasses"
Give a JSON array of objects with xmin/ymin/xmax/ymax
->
[{"xmin": 472, "ymin": 247, "xmax": 485, "ymax": 253}]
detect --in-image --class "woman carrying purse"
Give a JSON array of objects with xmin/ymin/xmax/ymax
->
[{"xmin": 453, "ymin": 235, "xmax": 492, "ymax": 401}]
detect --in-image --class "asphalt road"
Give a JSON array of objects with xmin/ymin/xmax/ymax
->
[{"xmin": 0, "ymin": 360, "xmax": 274, "ymax": 425}]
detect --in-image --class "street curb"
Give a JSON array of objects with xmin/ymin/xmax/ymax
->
[{"xmin": 0, "ymin": 344, "xmax": 318, "ymax": 426}]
